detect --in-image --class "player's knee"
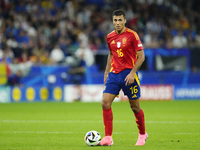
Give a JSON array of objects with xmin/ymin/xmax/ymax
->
[
  {"xmin": 130, "ymin": 105, "xmax": 140, "ymax": 114},
  {"xmin": 101, "ymin": 100, "xmax": 111, "ymax": 109}
]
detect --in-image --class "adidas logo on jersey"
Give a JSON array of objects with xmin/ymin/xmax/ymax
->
[{"xmin": 111, "ymin": 40, "xmax": 115, "ymax": 44}]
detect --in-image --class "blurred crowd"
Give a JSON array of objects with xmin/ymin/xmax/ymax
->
[{"xmin": 0, "ymin": 0, "xmax": 200, "ymax": 70}]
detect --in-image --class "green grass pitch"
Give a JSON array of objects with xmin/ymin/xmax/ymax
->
[{"xmin": 0, "ymin": 100, "xmax": 200, "ymax": 150}]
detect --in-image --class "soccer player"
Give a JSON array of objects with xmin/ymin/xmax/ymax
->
[{"xmin": 99, "ymin": 9, "xmax": 148, "ymax": 146}]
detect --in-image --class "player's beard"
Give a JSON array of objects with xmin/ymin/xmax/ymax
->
[{"xmin": 116, "ymin": 26, "xmax": 125, "ymax": 34}]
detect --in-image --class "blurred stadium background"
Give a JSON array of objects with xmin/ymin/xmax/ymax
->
[{"xmin": 0, "ymin": 0, "xmax": 200, "ymax": 103}]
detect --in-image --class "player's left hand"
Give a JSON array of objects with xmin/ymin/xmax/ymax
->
[{"xmin": 125, "ymin": 73, "xmax": 135, "ymax": 86}]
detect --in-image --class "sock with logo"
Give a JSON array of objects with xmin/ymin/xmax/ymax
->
[
  {"xmin": 103, "ymin": 108, "xmax": 113, "ymax": 136},
  {"xmin": 134, "ymin": 109, "xmax": 145, "ymax": 134}
]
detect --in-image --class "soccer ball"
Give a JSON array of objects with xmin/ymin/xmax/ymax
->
[{"xmin": 84, "ymin": 130, "xmax": 101, "ymax": 146}]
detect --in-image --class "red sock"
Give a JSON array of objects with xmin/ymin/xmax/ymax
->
[
  {"xmin": 134, "ymin": 109, "xmax": 145, "ymax": 134},
  {"xmin": 102, "ymin": 108, "xmax": 113, "ymax": 136}
]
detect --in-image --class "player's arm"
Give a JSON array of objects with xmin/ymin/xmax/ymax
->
[
  {"xmin": 104, "ymin": 51, "xmax": 113, "ymax": 84},
  {"xmin": 131, "ymin": 50, "xmax": 145, "ymax": 74},
  {"xmin": 125, "ymin": 50, "xmax": 145, "ymax": 86}
]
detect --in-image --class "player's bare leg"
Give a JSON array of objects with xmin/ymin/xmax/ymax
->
[
  {"xmin": 101, "ymin": 93, "xmax": 116, "ymax": 109},
  {"xmin": 99, "ymin": 93, "xmax": 116, "ymax": 146},
  {"xmin": 129, "ymin": 99, "xmax": 148, "ymax": 146}
]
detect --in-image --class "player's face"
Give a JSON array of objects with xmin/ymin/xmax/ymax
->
[{"xmin": 113, "ymin": 15, "xmax": 126, "ymax": 34}]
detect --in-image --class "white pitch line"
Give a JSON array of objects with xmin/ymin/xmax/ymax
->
[
  {"xmin": 2, "ymin": 131, "xmax": 199, "ymax": 135},
  {"xmin": 1, "ymin": 120, "xmax": 102, "ymax": 123},
  {"xmin": 1, "ymin": 120, "xmax": 200, "ymax": 124},
  {"xmin": 3, "ymin": 131, "xmax": 82, "ymax": 134}
]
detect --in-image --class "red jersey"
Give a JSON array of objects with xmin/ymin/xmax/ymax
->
[{"xmin": 107, "ymin": 27, "xmax": 143, "ymax": 73}]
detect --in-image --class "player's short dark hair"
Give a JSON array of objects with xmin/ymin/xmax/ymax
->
[{"xmin": 112, "ymin": 9, "xmax": 126, "ymax": 18}]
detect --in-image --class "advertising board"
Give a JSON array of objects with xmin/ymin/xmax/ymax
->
[
  {"xmin": 64, "ymin": 85, "xmax": 174, "ymax": 102},
  {"xmin": 174, "ymin": 85, "xmax": 200, "ymax": 100},
  {"xmin": 0, "ymin": 86, "xmax": 10, "ymax": 103}
]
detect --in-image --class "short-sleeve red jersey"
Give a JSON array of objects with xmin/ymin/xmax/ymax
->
[{"xmin": 107, "ymin": 27, "xmax": 143, "ymax": 74}]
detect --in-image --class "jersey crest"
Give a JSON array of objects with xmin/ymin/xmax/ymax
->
[{"xmin": 122, "ymin": 37, "xmax": 127, "ymax": 44}]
